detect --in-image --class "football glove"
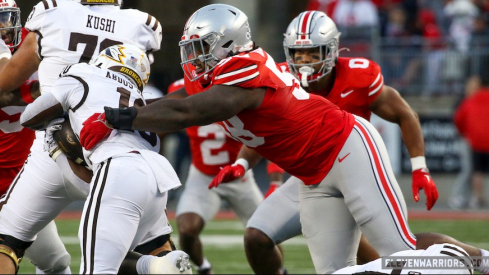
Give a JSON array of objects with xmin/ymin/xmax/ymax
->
[
  {"xmin": 44, "ymin": 118, "xmax": 65, "ymax": 161},
  {"xmin": 79, "ymin": 113, "xmax": 112, "ymax": 150},
  {"xmin": 208, "ymin": 160, "xmax": 247, "ymax": 189},
  {"xmin": 412, "ymin": 168, "xmax": 439, "ymax": 210}
]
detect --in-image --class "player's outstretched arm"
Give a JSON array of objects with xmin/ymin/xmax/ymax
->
[
  {"xmin": 369, "ymin": 85, "xmax": 438, "ymax": 210},
  {"xmin": 132, "ymin": 85, "xmax": 265, "ymax": 132},
  {"xmin": 80, "ymin": 85, "xmax": 266, "ymax": 149}
]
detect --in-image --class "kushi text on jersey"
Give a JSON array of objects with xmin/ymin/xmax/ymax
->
[{"xmin": 86, "ymin": 15, "xmax": 115, "ymax": 33}]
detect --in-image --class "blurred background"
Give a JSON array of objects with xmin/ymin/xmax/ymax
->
[{"xmin": 16, "ymin": 0, "xmax": 489, "ymax": 211}]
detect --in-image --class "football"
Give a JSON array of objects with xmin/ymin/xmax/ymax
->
[{"xmin": 53, "ymin": 119, "xmax": 88, "ymax": 167}]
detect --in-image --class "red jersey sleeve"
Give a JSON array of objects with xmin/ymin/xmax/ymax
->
[
  {"xmin": 212, "ymin": 48, "xmax": 279, "ymax": 91},
  {"xmin": 167, "ymin": 78, "xmax": 184, "ymax": 94}
]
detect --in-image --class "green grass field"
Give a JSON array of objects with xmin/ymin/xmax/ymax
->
[{"xmin": 18, "ymin": 217, "xmax": 489, "ymax": 274}]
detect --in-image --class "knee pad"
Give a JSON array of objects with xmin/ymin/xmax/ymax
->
[{"xmin": 34, "ymin": 252, "xmax": 70, "ymax": 273}]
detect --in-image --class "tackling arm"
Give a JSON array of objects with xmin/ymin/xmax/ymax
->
[{"xmin": 128, "ymin": 85, "xmax": 265, "ymax": 132}]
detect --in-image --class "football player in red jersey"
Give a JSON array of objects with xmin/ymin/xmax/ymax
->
[
  {"xmin": 166, "ymin": 78, "xmax": 264, "ymax": 274},
  {"xmin": 80, "ymin": 4, "xmax": 426, "ymax": 273},
  {"xmin": 213, "ymin": 10, "xmax": 489, "ymax": 275},
  {"xmin": 209, "ymin": 11, "xmax": 488, "ymax": 275}
]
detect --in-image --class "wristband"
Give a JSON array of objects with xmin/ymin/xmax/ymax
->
[
  {"xmin": 267, "ymin": 162, "xmax": 284, "ymax": 175},
  {"xmin": 234, "ymin": 158, "xmax": 249, "ymax": 171},
  {"xmin": 105, "ymin": 106, "xmax": 138, "ymax": 130},
  {"xmin": 20, "ymin": 80, "xmax": 37, "ymax": 104},
  {"xmin": 49, "ymin": 147, "xmax": 63, "ymax": 161},
  {"xmin": 411, "ymin": 156, "xmax": 427, "ymax": 171}
]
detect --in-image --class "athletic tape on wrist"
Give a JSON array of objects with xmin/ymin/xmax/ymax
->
[
  {"xmin": 234, "ymin": 158, "xmax": 249, "ymax": 171},
  {"xmin": 411, "ymin": 156, "xmax": 427, "ymax": 171}
]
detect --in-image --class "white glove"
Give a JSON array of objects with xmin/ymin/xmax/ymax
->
[{"xmin": 44, "ymin": 118, "xmax": 65, "ymax": 161}]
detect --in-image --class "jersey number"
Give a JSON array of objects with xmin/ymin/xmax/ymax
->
[
  {"xmin": 198, "ymin": 124, "xmax": 230, "ymax": 165},
  {"xmin": 68, "ymin": 33, "xmax": 122, "ymax": 63},
  {"xmin": 348, "ymin": 58, "xmax": 369, "ymax": 69},
  {"xmin": 116, "ymin": 87, "xmax": 158, "ymax": 147}
]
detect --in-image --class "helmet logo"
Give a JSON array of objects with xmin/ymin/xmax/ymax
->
[{"xmin": 105, "ymin": 45, "xmax": 126, "ymax": 65}]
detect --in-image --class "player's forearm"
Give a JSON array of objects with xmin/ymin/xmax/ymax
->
[
  {"xmin": 237, "ymin": 146, "xmax": 263, "ymax": 169},
  {"xmin": 399, "ymin": 112, "xmax": 425, "ymax": 158}
]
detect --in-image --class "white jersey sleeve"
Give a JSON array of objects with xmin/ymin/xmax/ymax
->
[{"xmin": 25, "ymin": 0, "xmax": 162, "ymax": 93}]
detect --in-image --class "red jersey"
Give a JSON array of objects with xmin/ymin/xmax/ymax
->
[
  {"xmin": 168, "ymin": 78, "xmax": 242, "ymax": 176},
  {"xmin": 278, "ymin": 57, "xmax": 383, "ymax": 121},
  {"xmin": 210, "ymin": 48, "xmax": 354, "ymax": 185},
  {"xmin": 454, "ymin": 89, "xmax": 489, "ymax": 152},
  {"xmin": 0, "ymin": 28, "xmax": 36, "ymax": 169}
]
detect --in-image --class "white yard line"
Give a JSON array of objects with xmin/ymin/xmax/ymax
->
[{"xmin": 61, "ymin": 235, "xmax": 309, "ymax": 246}]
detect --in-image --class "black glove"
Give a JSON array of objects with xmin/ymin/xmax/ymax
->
[{"xmin": 104, "ymin": 106, "xmax": 138, "ymax": 130}]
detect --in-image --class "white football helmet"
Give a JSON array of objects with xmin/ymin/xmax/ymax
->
[
  {"xmin": 283, "ymin": 11, "xmax": 341, "ymax": 86},
  {"xmin": 92, "ymin": 44, "xmax": 150, "ymax": 91},
  {"xmin": 0, "ymin": 0, "xmax": 21, "ymax": 48},
  {"xmin": 74, "ymin": 0, "xmax": 121, "ymax": 5},
  {"xmin": 179, "ymin": 4, "xmax": 253, "ymax": 82}
]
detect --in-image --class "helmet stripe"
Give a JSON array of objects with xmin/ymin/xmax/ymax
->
[{"xmin": 299, "ymin": 11, "xmax": 315, "ymax": 40}]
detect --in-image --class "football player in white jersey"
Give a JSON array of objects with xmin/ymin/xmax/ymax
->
[
  {"xmin": 0, "ymin": 0, "xmax": 182, "ymax": 274},
  {"xmin": 20, "ymin": 44, "xmax": 190, "ymax": 274},
  {"xmin": 333, "ymin": 243, "xmax": 473, "ymax": 274}
]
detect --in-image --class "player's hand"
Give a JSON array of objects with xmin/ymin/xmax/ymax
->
[
  {"xmin": 412, "ymin": 168, "xmax": 439, "ymax": 210},
  {"xmin": 80, "ymin": 113, "xmax": 112, "ymax": 150},
  {"xmin": 208, "ymin": 164, "xmax": 246, "ymax": 189},
  {"xmin": 44, "ymin": 118, "xmax": 65, "ymax": 161},
  {"xmin": 264, "ymin": 181, "xmax": 282, "ymax": 198}
]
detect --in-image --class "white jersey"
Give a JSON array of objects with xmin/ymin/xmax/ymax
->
[
  {"xmin": 333, "ymin": 244, "xmax": 473, "ymax": 274},
  {"xmin": 50, "ymin": 63, "xmax": 158, "ymax": 164},
  {"xmin": 25, "ymin": 0, "xmax": 162, "ymax": 93}
]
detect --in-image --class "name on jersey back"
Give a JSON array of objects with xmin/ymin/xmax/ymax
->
[{"xmin": 86, "ymin": 15, "xmax": 115, "ymax": 33}]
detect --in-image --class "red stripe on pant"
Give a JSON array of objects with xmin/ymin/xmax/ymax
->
[{"xmin": 354, "ymin": 120, "xmax": 416, "ymax": 247}]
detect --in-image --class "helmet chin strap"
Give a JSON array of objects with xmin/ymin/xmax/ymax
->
[{"xmin": 298, "ymin": 66, "xmax": 314, "ymax": 87}]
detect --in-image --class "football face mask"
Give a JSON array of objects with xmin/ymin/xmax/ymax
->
[
  {"xmin": 0, "ymin": 0, "xmax": 21, "ymax": 48},
  {"xmin": 179, "ymin": 33, "xmax": 219, "ymax": 82}
]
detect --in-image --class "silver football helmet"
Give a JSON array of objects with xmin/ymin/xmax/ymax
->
[
  {"xmin": 0, "ymin": 0, "xmax": 21, "ymax": 48},
  {"xmin": 179, "ymin": 4, "xmax": 253, "ymax": 82},
  {"xmin": 283, "ymin": 11, "xmax": 341, "ymax": 87},
  {"xmin": 92, "ymin": 44, "xmax": 150, "ymax": 91},
  {"xmin": 75, "ymin": 0, "xmax": 121, "ymax": 5}
]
